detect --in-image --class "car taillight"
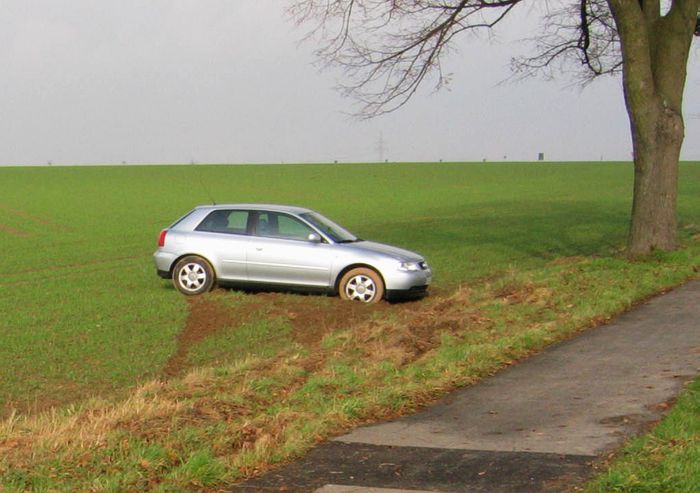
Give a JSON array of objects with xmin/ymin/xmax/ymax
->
[{"xmin": 158, "ymin": 230, "xmax": 167, "ymax": 247}]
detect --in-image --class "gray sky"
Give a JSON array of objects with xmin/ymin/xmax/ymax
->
[{"xmin": 1, "ymin": 0, "xmax": 698, "ymax": 166}]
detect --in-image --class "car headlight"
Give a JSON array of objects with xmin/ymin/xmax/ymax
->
[{"xmin": 398, "ymin": 261, "xmax": 422, "ymax": 272}]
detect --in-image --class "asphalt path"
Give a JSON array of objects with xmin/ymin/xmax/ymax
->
[{"xmin": 234, "ymin": 279, "xmax": 700, "ymax": 492}]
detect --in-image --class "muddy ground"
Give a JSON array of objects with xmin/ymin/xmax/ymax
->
[{"xmin": 162, "ymin": 285, "xmax": 480, "ymax": 378}]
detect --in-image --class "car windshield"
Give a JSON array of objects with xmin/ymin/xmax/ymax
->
[{"xmin": 300, "ymin": 211, "xmax": 358, "ymax": 243}]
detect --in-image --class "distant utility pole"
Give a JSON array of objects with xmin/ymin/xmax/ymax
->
[{"xmin": 376, "ymin": 132, "xmax": 387, "ymax": 163}]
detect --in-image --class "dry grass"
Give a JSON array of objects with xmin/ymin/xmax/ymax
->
[{"xmin": 351, "ymin": 286, "xmax": 490, "ymax": 366}]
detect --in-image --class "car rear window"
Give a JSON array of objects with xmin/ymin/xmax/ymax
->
[
  {"xmin": 195, "ymin": 210, "xmax": 250, "ymax": 235},
  {"xmin": 168, "ymin": 209, "xmax": 198, "ymax": 229}
]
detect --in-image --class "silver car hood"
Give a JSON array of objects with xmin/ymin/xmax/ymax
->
[{"xmin": 341, "ymin": 240, "xmax": 423, "ymax": 262}]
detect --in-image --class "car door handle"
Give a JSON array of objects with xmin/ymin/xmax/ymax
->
[{"xmin": 255, "ymin": 247, "xmax": 263, "ymax": 251}]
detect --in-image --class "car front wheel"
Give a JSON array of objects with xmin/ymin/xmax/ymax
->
[
  {"xmin": 172, "ymin": 256, "xmax": 215, "ymax": 295},
  {"xmin": 339, "ymin": 267, "xmax": 384, "ymax": 303}
]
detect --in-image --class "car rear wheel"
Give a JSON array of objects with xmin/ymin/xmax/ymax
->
[
  {"xmin": 172, "ymin": 256, "xmax": 215, "ymax": 295},
  {"xmin": 339, "ymin": 267, "xmax": 384, "ymax": 303}
]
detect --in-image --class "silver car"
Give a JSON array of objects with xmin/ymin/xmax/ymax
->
[{"xmin": 153, "ymin": 204, "xmax": 432, "ymax": 303}]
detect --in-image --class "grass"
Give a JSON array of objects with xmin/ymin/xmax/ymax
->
[
  {"xmin": 584, "ymin": 376, "xmax": 700, "ymax": 493},
  {"xmin": 0, "ymin": 161, "xmax": 698, "ymax": 491}
]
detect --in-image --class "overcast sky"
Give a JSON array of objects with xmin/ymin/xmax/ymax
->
[{"xmin": 1, "ymin": 1, "xmax": 698, "ymax": 166}]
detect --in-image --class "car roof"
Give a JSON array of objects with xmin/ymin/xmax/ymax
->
[{"xmin": 193, "ymin": 204, "xmax": 314, "ymax": 215}]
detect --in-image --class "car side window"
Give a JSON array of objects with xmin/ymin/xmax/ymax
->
[
  {"xmin": 277, "ymin": 214, "xmax": 314, "ymax": 240},
  {"xmin": 255, "ymin": 212, "xmax": 314, "ymax": 241},
  {"xmin": 196, "ymin": 210, "xmax": 249, "ymax": 235}
]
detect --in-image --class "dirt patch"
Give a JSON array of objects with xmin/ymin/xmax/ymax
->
[
  {"xmin": 0, "ymin": 223, "xmax": 31, "ymax": 238},
  {"xmin": 350, "ymin": 287, "xmax": 493, "ymax": 366},
  {"xmin": 162, "ymin": 296, "xmax": 248, "ymax": 377},
  {"xmin": 161, "ymin": 292, "xmax": 363, "ymax": 378},
  {"xmin": 261, "ymin": 293, "xmax": 391, "ymax": 346},
  {"xmin": 162, "ymin": 286, "xmax": 486, "ymax": 378},
  {"xmin": 245, "ymin": 290, "xmax": 466, "ymax": 362}
]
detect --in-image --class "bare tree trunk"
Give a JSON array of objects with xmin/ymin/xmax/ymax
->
[
  {"xmin": 626, "ymin": 89, "xmax": 683, "ymax": 255},
  {"xmin": 609, "ymin": 0, "xmax": 699, "ymax": 256}
]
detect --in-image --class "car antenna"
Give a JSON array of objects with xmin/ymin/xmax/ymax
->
[{"xmin": 191, "ymin": 160, "xmax": 217, "ymax": 205}]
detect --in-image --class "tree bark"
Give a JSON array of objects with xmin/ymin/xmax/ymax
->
[
  {"xmin": 608, "ymin": 0, "xmax": 699, "ymax": 256},
  {"xmin": 627, "ymin": 101, "xmax": 682, "ymax": 254}
]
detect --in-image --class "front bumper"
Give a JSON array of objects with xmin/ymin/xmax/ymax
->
[
  {"xmin": 383, "ymin": 266, "xmax": 432, "ymax": 292},
  {"xmin": 386, "ymin": 284, "xmax": 429, "ymax": 301}
]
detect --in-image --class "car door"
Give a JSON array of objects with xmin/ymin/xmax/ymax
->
[
  {"xmin": 246, "ymin": 211, "xmax": 334, "ymax": 287},
  {"xmin": 192, "ymin": 209, "xmax": 250, "ymax": 281}
]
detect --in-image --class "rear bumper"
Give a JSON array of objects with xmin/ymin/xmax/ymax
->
[{"xmin": 153, "ymin": 250, "xmax": 177, "ymax": 278}]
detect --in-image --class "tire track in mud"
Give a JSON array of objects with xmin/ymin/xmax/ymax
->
[
  {"xmin": 0, "ymin": 223, "xmax": 31, "ymax": 237},
  {"xmin": 162, "ymin": 296, "xmax": 245, "ymax": 377},
  {"xmin": 0, "ymin": 203, "xmax": 74, "ymax": 232},
  {"xmin": 161, "ymin": 293, "xmax": 390, "ymax": 378},
  {"xmin": 0, "ymin": 255, "xmax": 148, "ymax": 287},
  {"xmin": 159, "ymin": 289, "xmax": 481, "ymax": 379},
  {"xmin": 9, "ymin": 255, "xmax": 145, "ymax": 276}
]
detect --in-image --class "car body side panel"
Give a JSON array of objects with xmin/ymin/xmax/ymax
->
[
  {"xmin": 156, "ymin": 230, "xmax": 248, "ymax": 281},
  {"xmin": 188, "ymin": 232, "xmax": 249, "ymax": 280},
  {"xmin": 245, "ymin": 236, "xmax": 334, "ymax": 287}
]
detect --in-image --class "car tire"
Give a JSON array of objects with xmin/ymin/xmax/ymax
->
[
  {"xmin": 172, "ymin": 256, "xmax": 215, "ymax": 295},
  {"xmin": 339, "ymin": 267, "xmax": 384, "ymax": 303}
]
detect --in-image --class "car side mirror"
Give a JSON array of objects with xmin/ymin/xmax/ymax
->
[{"xmin": 307, "ymin": 233, "xmax": 322, "ymax": 243}]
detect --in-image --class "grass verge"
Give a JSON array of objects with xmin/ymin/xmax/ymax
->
[{"xmin": 583, "ymin": 376, "xmax": 700, "ymax": 493}]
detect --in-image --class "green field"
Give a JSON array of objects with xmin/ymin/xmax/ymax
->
[{"xmin": 0, "ymin": 162, "xmax": 699, "ymax": 491}]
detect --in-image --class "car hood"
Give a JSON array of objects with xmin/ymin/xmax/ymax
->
[{"xmin": 341, "ymin": 240, "xmax": 423, "ymax": 262}]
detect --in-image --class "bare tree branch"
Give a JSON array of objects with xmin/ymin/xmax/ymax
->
[
  {"xmin": 290, "ymin": 0, "xmax": 525, "ymax": 117},
  {"xmin": 511, "ymin": 0, "xmax": 621, "ymax": 82},
  {"xmin": 290, "ymin": 1, "xmax": 695, "ymax": 117}
]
